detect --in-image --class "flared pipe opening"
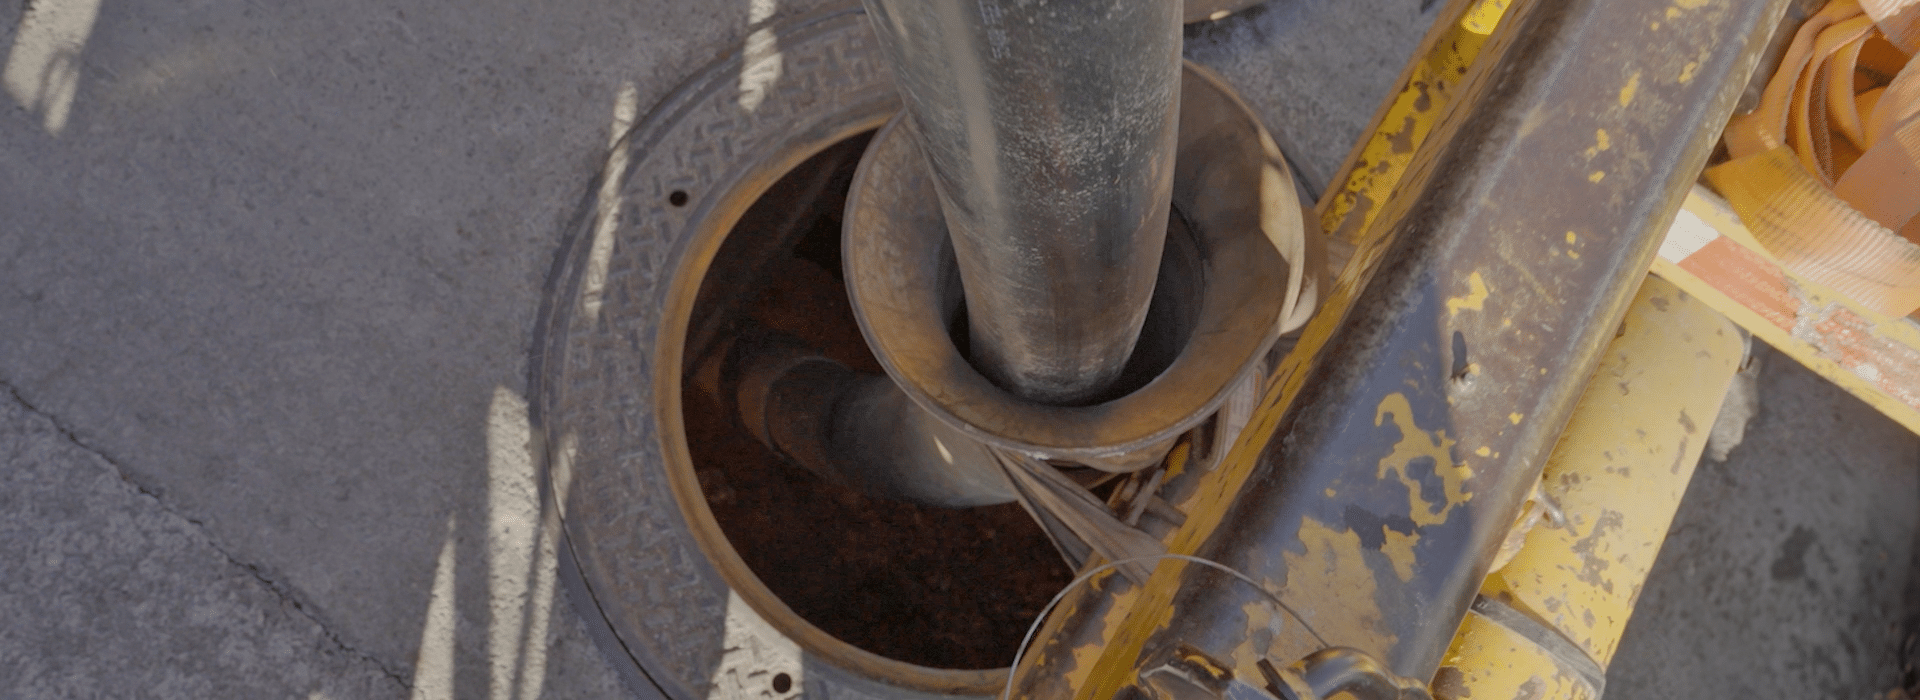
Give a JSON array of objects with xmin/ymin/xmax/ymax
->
[{"xmin": 858, "ymin": 0, "xmax": 1186, "ymax": 404}]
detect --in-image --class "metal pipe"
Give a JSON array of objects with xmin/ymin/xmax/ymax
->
[
  {"xmin": 1432, "ymin": 275, "xmax": 1746, "ymax": 700},
  {"xmin": 842, "ymin": 65, "xmax": 1300, "ymax": 474},
  {"xmin": 1272, "ymin": 648, "xmax": 1436, "ymax": 700},
  {"xmin": 1014, "ymin": 0, "xmax": 1791, "ymax": 695},
  {"xmin": 721, "ymin": 328, "xmax": 1016, "ymax": 507},
  {"xmin": 857, "ymin": 0, "xmax": 1183, "ymax": 405}
]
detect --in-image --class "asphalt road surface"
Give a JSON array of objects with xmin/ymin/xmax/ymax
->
[{"xmin": 2, "ymin": 0, "xmax": 1915, "ymax": 697}]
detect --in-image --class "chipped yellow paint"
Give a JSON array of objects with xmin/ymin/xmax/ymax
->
[
  {"xmin": 1234, "ymin": 600, "xmax": 1293, "ymax": 682},
  {"xmin": 1070, "ymin": 268, "xmax": 1372, "ymax": 699},
  {"xmin": 1439, "ymin": 277, "xmax": 1741, "ymax": 699},
  {"xmin": 1283, "ymin": 518, "xmax": 1393, "ymax": 644},
  {"xmin": 1584, "ymin": 130, "xmax": 1610, "ymax": 158},
  {"xmin": 1665, "ymin": 6, "xmax": 1681, "ymax": 19},
  {"xmin": 1650, "ymin": 20, "xmax": 1660, "ymax": 30},
  {"xmin": 1509, "ymin": 412, "xmax": 1523, "ymax": 424},
  {"xmin": 1162, "ymin": 438, "xmax": 1192, "ymax": 481},
  {"xmin": 1568, "ymin": 249, "xmax": 1581, "ymax": 260},
  {"xmin": 1588, "ymin": 170, "xmax": 1606, "ymax": 183},
  {"xmin": 1474, "ymin": 446, "xmax": 1491, "ymax": 457},
  {"xmin": 1618, "ymin": 71, "xmax": 1641, "ymax": 107},
  {"xmin": 1502, "ymin": 317, "xmax": 1513, "ymax": 327},
  {"xmin": 1678, "ymin": 60, "xmax": 1700, "ymax": 84},
  {"xmin": 1324, "ymin": 487, "xmax": 1338, "ymax": 497},
  {"xmin": 1446, "ymin": 271, "xmax": 1490, "ymax": 316},
  {"xmin": 1075, "ymin": 0, "xmax": 1525, "ymax": 694},
  {"xmin": 1566, "ymin": 231, "xmax": 1580, "ymax": 245},
  {"xmin": 1074, "ymin": 571, "xmax": 1181, "ymax": 700},
  {"xmin": 1375, "ymin": 393, "xmax": 1472, "ymax": 526},
  {"xmin": 1318, "ymin": 0, "xmax": 1513, "ymax": 243},
  {"xmin": 1072, "ymin": 218, "xmax": 1408, "ymax": 698},
  {"xmin": 1458, "ymin": 0, "xmax": 1511, "ymax": 33},
  {"xmin": 1437, "ymin": 609, "xmax": 1597, "ymax": 700},
  {"xmin": 1060, "ymin": 580, "xmax": 1144, "ymax": 693},
  {"xmin": 1380, "ymin": 528, "xmax": 1419, "ymax": 582}
]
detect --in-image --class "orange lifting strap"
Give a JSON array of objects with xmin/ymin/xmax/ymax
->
[{"xmin": 1710, "ymin": 0, "xmax": 1920, "ymax": 316}]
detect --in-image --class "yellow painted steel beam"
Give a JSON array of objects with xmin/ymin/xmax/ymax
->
[
  {"xmin": 1435, "ymin": 610, "xmax": 1597, "ymax": 700},
  {"xmin": 1432, "ymin": 275, "xmax": 1745, "ymax": 700},
  {"xmin": 1316, "ymin": 0, "xmax": 1512, "ymax": 244}
]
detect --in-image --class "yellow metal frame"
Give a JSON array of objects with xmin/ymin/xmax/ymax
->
[
  {"xmin": 1434, "ymin": 276, "xmax": 1745, "ymax": 699},
  {"xmin": 1653, "ymin": 188, "xmax": 1920, "ymax": 435},
  {"xmin": 1316, "ymin": 0, "xmax": 1512, "ymax": 243},
  {"xmin": 1046, "ymin": 1, "xmax": 1763, "ymax": 696}
]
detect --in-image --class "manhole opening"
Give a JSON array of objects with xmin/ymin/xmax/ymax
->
[{"xmin": 681, "ymin": 131, "xmax": 1073, "ymax": 670}]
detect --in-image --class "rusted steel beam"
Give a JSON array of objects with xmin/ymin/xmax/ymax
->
[{"xmin": 1012, "ymin": 0, "xmax": 1792, "ymax": 696}]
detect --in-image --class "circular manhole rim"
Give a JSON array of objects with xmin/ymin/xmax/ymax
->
[{"xmin": 530, "ymin": 5, "xmax": 1012, "ymax": 698}]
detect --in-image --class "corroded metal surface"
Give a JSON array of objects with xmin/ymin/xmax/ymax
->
[
  {"xmin": 842, "ymin": 64, "xmax": 1303, "ymax": 474},
  {"xmin": 1434, "ymin": 275, "xmax": 1746, "ymax": 700},
  {"xmin": 714, "ymin": 327, "xmax": 1017, "ymax": 507},
  {"xmin": 1317, "ymin": 0, "xmax": 1513, "ymax": 251},
  {"xmin": 1006, "ymin": 0, "xmax": 1792, "ymax": 696},
  {"xmin": 857, "ymin": 0, "xmax": 1182, "ymax": 404}
]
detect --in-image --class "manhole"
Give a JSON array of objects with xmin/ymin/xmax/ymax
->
[{"xmin": 530, "ymin": 5, "xmax": 1046, "ymax": 698}]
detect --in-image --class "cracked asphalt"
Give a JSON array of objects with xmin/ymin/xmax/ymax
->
[
  {"xmin": 1, "ymin": 0, "xmax": 1916, "ymax": 698},
  {"xmin": 2, "ymin": 385, "xmax": 404, "ymax": 697}
]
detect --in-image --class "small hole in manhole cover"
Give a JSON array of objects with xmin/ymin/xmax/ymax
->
[
  {"xmin": 669, "ymin": 190, "xmax": 690, "ymax": 206},
  {"xmin": 772, "ymin": 673, "xmax": 793, "ymax": 693}
]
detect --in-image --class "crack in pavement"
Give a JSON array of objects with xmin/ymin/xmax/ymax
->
[{"xmin": 0, "ymin": 378, "xmax": 414, "ymax": 692}]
